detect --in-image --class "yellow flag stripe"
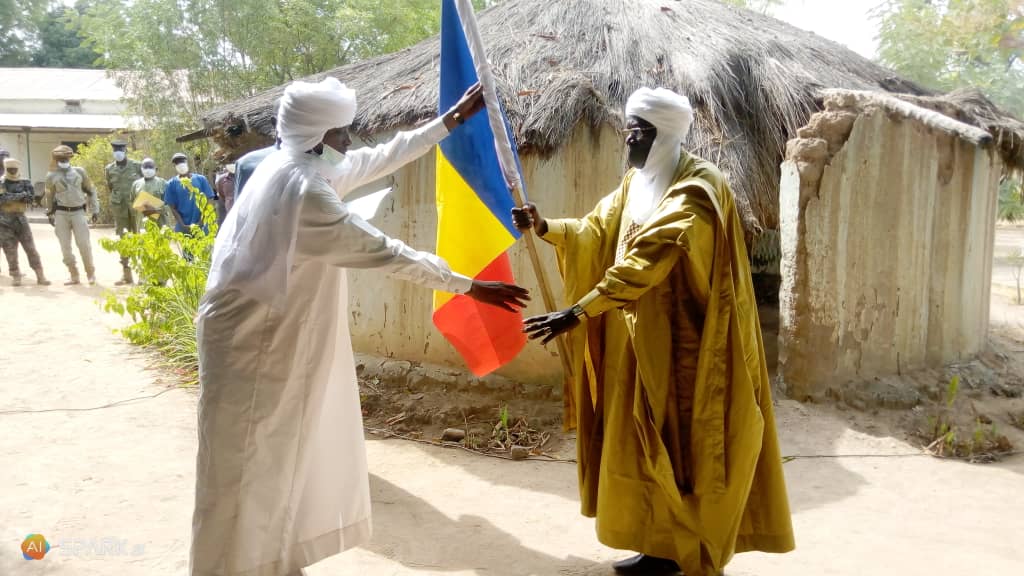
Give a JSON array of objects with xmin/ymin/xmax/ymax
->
[{"xmin": 434, "ymin": 148, "xmax": 517, "ymax": 310}]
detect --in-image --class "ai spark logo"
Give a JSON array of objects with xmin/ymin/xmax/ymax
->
[{"xmin": 21, "ymin": 533, "xmax": 50, "ymax": 560}]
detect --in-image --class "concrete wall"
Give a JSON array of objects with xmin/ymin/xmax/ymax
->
[
  {"xmin": 779, "ymin": 91, "xmax": 1001, "ymax": 401},
  {"xmin": 2, "ymin": 98, "xmax": 121, "ymax": 115},
  {"xmin": 345, "ymin": 124, "xmax": 627, "ymax": 385},
  {"xmin": 0, "ymin": 131, "xmax": 113, "ymax": 186}
]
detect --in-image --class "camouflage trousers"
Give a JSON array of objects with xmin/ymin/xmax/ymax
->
[
  {"xmin": 113, "ymin": 204, "xmax": 140, "ymax": 237},
  {"xmin": 113, "ymin": 205, "xmax": 140, "ymax": 267},
  {"xmin": 0, "ymin": 212, "xmax": 43, "ymax": 275}
]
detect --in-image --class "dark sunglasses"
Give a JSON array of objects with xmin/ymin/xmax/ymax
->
[{"xmin": 619, "ymin": 126, "xmax": 656, "ymax": 139}]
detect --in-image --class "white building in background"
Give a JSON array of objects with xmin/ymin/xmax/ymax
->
[{"xmin": 0, "ymin": 68, "xmax": 138, "ymax": 187}]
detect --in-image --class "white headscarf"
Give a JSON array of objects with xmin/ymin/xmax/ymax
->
[
  {"xmin": 624, "ymin": 87, "xmax": 694, "ymax": 224},
  {"xmin": 276, "ymin": 77, "xmax": 357, "ymax": 152},
  {"xmin": 205, "ymin": 77, "xmax": 351, "ymax": 310}
]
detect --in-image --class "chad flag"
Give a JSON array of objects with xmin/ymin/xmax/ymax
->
[{"xmin": 433, "ymin": 0, "xmax": 526, "ymax": 376}]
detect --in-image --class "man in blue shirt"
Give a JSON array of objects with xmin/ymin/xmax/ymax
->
[
  {"xmin": 164, "ymin": 152, "xmax": 216, "ymax": 234},
  {"xmin": 233, "ymin": 142, "xmax": 277, "ymax": 201}
]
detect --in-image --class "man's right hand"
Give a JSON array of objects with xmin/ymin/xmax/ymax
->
[
  {"xmin": 511, "ymin": 203, "xmax": 547, "ymax": 236},
  {"xmin": 47, "ymin": 213, "xmax": 55, "ymax": 226}
]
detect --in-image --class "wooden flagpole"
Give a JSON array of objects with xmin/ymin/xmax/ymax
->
[{"xmin": 454, "ymin": 0, "xmax": 574, "ymax": 383}]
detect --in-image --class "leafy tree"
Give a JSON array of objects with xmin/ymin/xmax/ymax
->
[
  {"xmin": 0, "ymin": 0, "xmax": 48, "ymax": 65},
  {"xmin": 875, "ymin": 0, "xmax": 1024, "ymax": 117},
  {"xmin": 31, "ymin": 2, "xmax": 101, "ymax": 68},
  {"xmin": 74, "ymin": 0, "xmax": 496, "ymax": 172}
]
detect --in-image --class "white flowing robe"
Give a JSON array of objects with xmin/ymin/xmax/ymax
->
[{"xmin": 191, "ymin": 119, "xmax": 470, "ymax": 576}]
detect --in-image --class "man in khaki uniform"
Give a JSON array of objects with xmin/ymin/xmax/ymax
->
[
  {"xmin": 105, "ymin": 139, "xmax": 143, "ymax": 284},
  {"xmin": 44, "ymin": 145, "xmax": 99, "ymax": 285}
]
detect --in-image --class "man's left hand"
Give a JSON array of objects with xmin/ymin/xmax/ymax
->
[
  {"xmin": 466, "ymin": 279, "xmax": 530, "ymax": 312},
  {"xmin": 523, "ymin": 309, "xmax": 580, "ymax": 344}
]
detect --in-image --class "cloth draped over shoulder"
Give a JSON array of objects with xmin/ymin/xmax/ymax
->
[
  {"xmin": 193, "ymin": 115, "xmax": 471, "ymax": 576},
  {"xmin": 542, "ymin": 151, "xmax": 794, "ymax": 575}
]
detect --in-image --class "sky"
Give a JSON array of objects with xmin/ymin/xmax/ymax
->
[{"xmin": 771, "ymin": 0, "xmax": 886, "ymax": 59}]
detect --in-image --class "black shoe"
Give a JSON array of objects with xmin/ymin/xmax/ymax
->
[{"xmin": 612, "ymin": 554, "xmax": 682, "ymax": 575}]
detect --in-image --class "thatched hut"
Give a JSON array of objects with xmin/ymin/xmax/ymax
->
[{"xmin": 191, "ymin": 0, "xmax": 1024, "ymax": 390}]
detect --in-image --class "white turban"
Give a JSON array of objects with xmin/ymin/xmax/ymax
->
[
  {"xmin": 625, "ymin": 87, "xmax": 694, "ymax": 140},
  {"xmin": 623, "ymin": 87, "xmax": 695, "ymax": 225},
  {"xmin": 276, "ymin": 77, "xmax": 356, "ymax": 152}
]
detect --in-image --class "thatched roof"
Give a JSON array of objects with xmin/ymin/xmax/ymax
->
[{"xmin": 199, "ymin": 0, "xmax": 1023, "ymax": 234}]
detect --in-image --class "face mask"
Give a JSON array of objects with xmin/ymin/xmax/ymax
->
[
  {"xmin": 321, "ymin": 143, "xmax": 345, "ymax": 165},
  {"xmin": 317, "ymin": 144, "xmax": 346, "ymax": 182},
  {"xmin": 57, "ymin": 161, "xmax": 71, "ymax": 170},
  {"xmin": 142, "ymin": 168, "xmax": 156, "ymax": 178},
  {"xmin": 226, "ymin": 163, "xmax": 236, "ymax": 175},
  {"xmin": 175, "ymin": 163, "xmax": 189, "ymax": 175},
  {"xmin": 113, "ymin": 150, "xmax": 126, "ymax": 162}
]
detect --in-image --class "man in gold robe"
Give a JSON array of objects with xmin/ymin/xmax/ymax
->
[{"xmin": 513, "ymin": 87, "xmax": 794, "ymax": 576}]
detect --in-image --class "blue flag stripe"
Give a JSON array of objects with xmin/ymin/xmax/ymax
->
[{"xmin": 438, "ymin": 0, "xmax": 521, "ymax": 239}]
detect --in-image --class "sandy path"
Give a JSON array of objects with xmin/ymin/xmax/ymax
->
[{"xmin": 2, "ymin": 222, "xmax": 1023, "ymax": 575}]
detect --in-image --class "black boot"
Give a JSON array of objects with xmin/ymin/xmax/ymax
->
[{"xmin": 612, "ymin": 554, "xmax": 682, "ymax": 575}]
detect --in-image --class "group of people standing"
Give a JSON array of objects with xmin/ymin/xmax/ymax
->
[{"xmin": 0, "ymin": 141, "xmax": 232, "ymax": 287}]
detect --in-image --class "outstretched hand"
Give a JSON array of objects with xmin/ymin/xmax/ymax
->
[
  {"xmin": 466, "ymin": 280, "xmax": 530, "ymax": 312},
  {"xmin": 523, "ymin": 309, "xmax": 580, "ymax": 344}
]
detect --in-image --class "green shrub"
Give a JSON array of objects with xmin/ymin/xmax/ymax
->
[
  {"xmin": 998, "ymin": 178, "xmax": 1024, "ymax": 223},
  {"xmin": 99, "ymin": 179, "xmax": 219, "ymax": 383}
]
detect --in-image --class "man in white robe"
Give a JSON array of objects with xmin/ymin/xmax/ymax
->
[{"xmin": 191, "ymin": 77, "xmax": 529, "ymax": 576}]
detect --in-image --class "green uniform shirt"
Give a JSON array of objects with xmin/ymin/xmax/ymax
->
[
  {"xmin": 105, "ymin": 159, "xmax": 144, "ymax": 206},
  {"xmin": 132, "ymin": 176, "xmax": 169, "ymax": 226}
]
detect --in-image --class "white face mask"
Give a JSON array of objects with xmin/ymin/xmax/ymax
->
[
  {"xmin": 321, "ymin": 141, "xmax": 346, "ymax": 167},
  {"xmin": 226, "ymin": 163, "xmax": 236, "ymax": 175},
  {"xmin": 175, "ymin": 163, "xmax": 189, "ymax": 175},
  {"xmin": 113, "ymin": 150, "xmax": 126, "ymax": 162},
  {"xmin": 57, "ymin": 161, "xmax": 71, "ymax": 170},
  {"xmin": 142, "ymin": 168, "xmax": 156, "ymax": 178}
]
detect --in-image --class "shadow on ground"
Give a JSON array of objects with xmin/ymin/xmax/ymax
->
[{"xmin": 365, "ymin": 474, "xmax": 599, "ymax": 575}]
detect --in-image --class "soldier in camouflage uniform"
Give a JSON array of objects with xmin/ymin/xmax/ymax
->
[
  {"xmin": 105, "ymin": 140, "xmax": 144, "ymax": 285},
  {"xmin": 44, "ymin": 145, "xmax": 99, "ymax": 285},
  {"xmin": 0, "ymin": 158, "xmax": 50, "ymax": 286}
]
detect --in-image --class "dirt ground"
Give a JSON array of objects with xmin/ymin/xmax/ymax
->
[{"xmin": 2, "ymin": 222, "xmax": 1023, "ymax": 576}]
